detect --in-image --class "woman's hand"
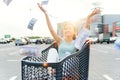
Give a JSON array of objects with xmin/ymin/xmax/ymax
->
[
  {"xmin": 85, "ymin": 8, "xmax": 101, "ymax": 29},
  {"xmin": 88, "ymin": 8, "xmax": 101, "ymax": 18},
  {"xmin": 37, "ymin": 3, "xmax": 46, "ymax": 14},
  {"xmin": 37, "ymin": 3, "xmax": 61, "ymax": 45}
]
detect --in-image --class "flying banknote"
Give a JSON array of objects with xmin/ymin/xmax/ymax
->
[{"xmin": 27, "ymin": 18, "xmax": 37, "ymax": 30}]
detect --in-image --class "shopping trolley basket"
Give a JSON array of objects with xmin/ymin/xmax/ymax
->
[{"xmin": 21, "ymin": 42, "xmax": 90, "ymax": 80}]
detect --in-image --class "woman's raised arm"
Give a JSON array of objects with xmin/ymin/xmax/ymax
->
[
  {"xmin": 37, "ymin": 3, "xmax": 61, "ymax": 45},
  {"xmin": 85, "ymin": 8, "xmax": 101, "ymax": 29}
]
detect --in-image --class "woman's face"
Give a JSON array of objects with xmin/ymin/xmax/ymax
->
[{"xmin": 63, "ymin": 24, "xmax": 75, "ymax": 38}]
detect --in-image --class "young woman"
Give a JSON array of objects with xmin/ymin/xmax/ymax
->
[{"xmin": 37, "ymin": 3, "xmax": 100, "ymax": 62}]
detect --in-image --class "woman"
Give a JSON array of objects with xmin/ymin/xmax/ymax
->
[{"xmin": 37, "ymin": 3, "xmax": 100, "ymax": 62}]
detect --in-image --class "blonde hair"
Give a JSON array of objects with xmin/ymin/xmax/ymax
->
[{"xmin": 63, "ymin": 21, "xmax": 78, "ymax": 40}]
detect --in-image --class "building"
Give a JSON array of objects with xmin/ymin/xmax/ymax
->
[
  {"xmin": 103, "ymin": 14, "xmax": 120, "ymax": 34},
  {"xmin": 90, "ymin": 14, "xmax": 120, "ymax": 37},
  {"xmin": 57, "ymin": 14, "xmax": 120, "ymax": 38}
]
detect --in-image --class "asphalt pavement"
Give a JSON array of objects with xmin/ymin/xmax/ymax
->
[
  {"xmin": 0, "ymin": 42, "xmax": 120, "ymax": 80},
  {"xmin": 89, "ymin": 43, "xmax": 120, "ymax": 80}
]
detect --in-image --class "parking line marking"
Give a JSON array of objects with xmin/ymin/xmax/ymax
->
[
  {"xmin": 7, "ymin": 60, "xmax": 19, "ymax": 62},
  {"xmin": 9, "ymin": 76, "xmax": 17, "ymax": 80},
  {"xmin": 103, "ymin": 75, "xmax": 113, "ymax": 80},
  {"xmin": 8, "ymin": 52, "xmax": 18, "ymax": 55}
]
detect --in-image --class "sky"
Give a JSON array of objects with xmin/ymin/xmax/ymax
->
[{"xmin": 0, "ymin": 0, "xmax": 120, "ymax": 38}]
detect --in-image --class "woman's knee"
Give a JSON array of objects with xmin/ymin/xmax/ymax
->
[{"xmin": 47, "ymin": 48, "xmax": 59, "ymax": 62}]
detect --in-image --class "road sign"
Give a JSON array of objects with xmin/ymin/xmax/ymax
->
[{"xmin": 4, "ymin": 34, "xmax": 11, "ymax": 38}]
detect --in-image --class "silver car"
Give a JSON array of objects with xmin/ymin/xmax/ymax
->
[{"xmin": 15, "ymin": 39, "xmax": 27, "ymax": 46}]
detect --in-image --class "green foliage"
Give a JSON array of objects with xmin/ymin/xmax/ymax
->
[{"xmin": 28, "ymin": 36, "xmax": 41, "ymax": 39}]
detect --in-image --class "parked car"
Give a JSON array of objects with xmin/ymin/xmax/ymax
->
[
  {"xmin": 0, "ymin": 38, "xmax": 7, "ymax": 44},
  {"xmin": 15, "ymin": 38, "xmax": 27, "ymax": 46},
  {"xmin": 110, "ymin": 36, "xmax": 117, "ymax": 43},
  {"xmin": 29, "ymin": 39, "xmax": 37, "ymax": 44},
  {"xmin": 89, "ymin": 36, "xmax": 98, "ymax": 44},
  {"xmin": 98, "ymin": 33, "xmax": 110, "ymax": 44},
  {"xmin": 35, "ymin": 38, "xmax": 44, "ymax": 44},
  {"xmin": 24, "ymin": 37, "xmax": 30, "ymax": 44},
  {"xmin": 45, "ymin": 38, "xmax": 53, "ymax": 44}
]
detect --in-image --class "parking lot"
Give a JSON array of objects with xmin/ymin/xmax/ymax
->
[{"xmin": 0, "ymin": 42, "xmax": 120, "ymax": 80}]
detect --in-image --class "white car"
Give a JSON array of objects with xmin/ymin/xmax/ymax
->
[
  {"xmin": 110, "ymin": 37, "xmax": 117, "ymax": 43},
  {"xmin": 89, "ymin": 36, "xmax": 98, "ymax": 44},
  {"xmin": 29, "ymin": 39, "xmax": 37, "ymax": 44},
  {"xmin": 0, "ymin": 38, "xmax": 7, "ymax": 44}
]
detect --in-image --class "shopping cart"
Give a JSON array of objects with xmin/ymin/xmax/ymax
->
[{"xmin": 21, "ymin": 42, "xmax": 90, "ymax": 80}]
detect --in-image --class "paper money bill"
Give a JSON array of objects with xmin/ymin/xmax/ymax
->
[
  {"xmin": 41, "ymin": 0, "xmax": 49, "ymax": 5},
  {"xmin": 28, "ymin": 18, "xmax": 37, "ymax": 30},
  {"xmin": 3, "ymin": 0, "xmax": 12, "ymax": 6}
]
